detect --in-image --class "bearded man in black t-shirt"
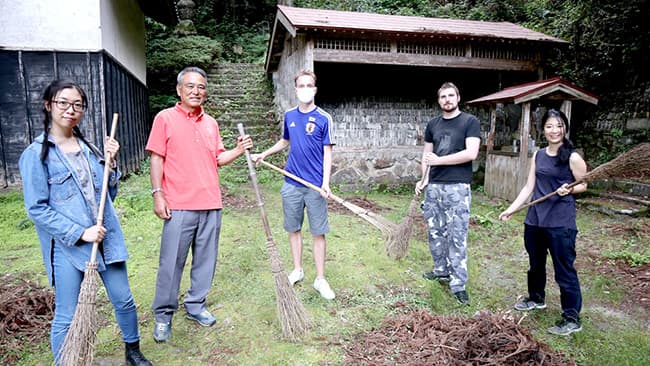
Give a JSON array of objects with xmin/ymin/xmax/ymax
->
[{"xmin": 415, "ymin": 82, "xmax": 481, "ymax": 305}]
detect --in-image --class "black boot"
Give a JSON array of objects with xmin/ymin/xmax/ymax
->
[{"xmin": 125, "ymin": 341, "xmax": 153, "ymax": 366}]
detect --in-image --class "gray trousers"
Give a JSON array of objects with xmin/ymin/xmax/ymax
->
[
  {"xmin": 153, "ymin": 209, "xmax": 222, "ymax": 322},
  {"xmin": 421, "ymin": 183, "xmax": 471, "ymax": 293}
]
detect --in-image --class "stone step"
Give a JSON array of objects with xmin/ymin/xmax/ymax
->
[
  {"xmin": 204, "ymin": 62, "xmax": 277, "ymax": 148},
  {"xmin": 209, "ymin": 86, "xmax": 272, "ymax": 95},
  {"xmin": 208, "ymin": 69, "xmax": 266, "ymax": 81},
  {"xmin": 206, "ymin": 99, "xmax": 271, "ymax": 109}
]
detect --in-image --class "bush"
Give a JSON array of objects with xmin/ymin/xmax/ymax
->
[
  {"xmin": 146, "ymin": 29, "xmax": 223, "ymax": 115},
  {"xmin": 147, "ymin": 34, "xmax": 222, "ymax": 85}
]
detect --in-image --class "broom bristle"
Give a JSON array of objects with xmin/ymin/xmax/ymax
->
[
  {"xmin": 339, "ymin": 200, "xmax": 397, "ymax": 235},
  {"xmin": 385, "ymin": 196, "xmax": 420, "ymax": 260},
  {"xmin": 267, "ymin": 240, "xmax": 311, "ymax": 341},
  {"xmin": 584, "ymin": 143, "xmax": 650, "ymax": 181},
  {"xmin": 57, "ymin": 262, "xmax": 100, "ymax": 366}
]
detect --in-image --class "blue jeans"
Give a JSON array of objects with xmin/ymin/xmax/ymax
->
[
  {"xmin": 51, "ymin": 243, "xmax": 140, "ymax": 363},
  {"xmin": 524, "ymin": 225, "xmax": 582, "ymax": 321}
]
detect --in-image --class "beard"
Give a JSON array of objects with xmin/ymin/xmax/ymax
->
[{"xmin": 441, "ymin": 103, "xmax": 458, "ymax": 112}]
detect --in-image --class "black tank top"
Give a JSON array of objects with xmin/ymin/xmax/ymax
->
[{"xmin": 524, "ymin": 148, "xmax": 577, "ymax": 229}]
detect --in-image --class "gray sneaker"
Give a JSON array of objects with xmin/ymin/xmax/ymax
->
[
  {"xmin": 514, "ymin": 298, "xmax": 547, "ymax": 311},
  {"xmin": 548, "ymin": 318, "xmax": 582, "ymax": 336},
  {"xmin": 153, "ymin": 321, "xmax": 171, "ymax": 343},
  {"xmin": 186, "ymin": 310, "xmax": 217, "ymax": 327}
]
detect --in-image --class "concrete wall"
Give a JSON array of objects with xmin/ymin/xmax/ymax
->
[
  {"xmin": 321, "ymin": 99, "xmax": 487, "ymax": 191},
  {"xmin": 0, "ymin": 0, "xmax": 146, "ymax": 83},
  {"xmin": 273, "ymin": 33, "xmax": 312, "ymax": 115}
]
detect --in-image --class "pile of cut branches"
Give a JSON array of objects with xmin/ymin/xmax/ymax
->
[
  {"xmin": 0, "ymin": 273, "xmax": 53, "ymax": 364},
  {"xmin": 343, "ymin": 308, "xmax": 577, "ymax": 366}
]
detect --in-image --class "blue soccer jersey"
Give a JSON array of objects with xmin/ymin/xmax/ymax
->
[{"xmin": 283, "ymin": 106, "xmax": 334, "ymax": 187}]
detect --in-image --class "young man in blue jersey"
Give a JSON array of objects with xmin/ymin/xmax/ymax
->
[{"xmin": 252, "ymin": 70, "xmax": 335, "ymax": 300}]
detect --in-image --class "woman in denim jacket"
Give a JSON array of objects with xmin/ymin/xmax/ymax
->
[{"xmin": 19, "ymin": 79, "xmax": 151, "ymax": 365}]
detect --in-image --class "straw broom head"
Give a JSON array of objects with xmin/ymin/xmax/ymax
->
[
  {"xmin": 385, "ymin": 196, "xmax": 420, "ymax": 260},
  {"xmin": 582, "ymin": 143, "xmax": 650, "ymax": 182},
  {"xmin": 386, "ymin": 167, "xmax": 429, "ymax": 260},
  {"xmin": 267, "ymin": 240, "xmax": 311, "ymax": 341},
  {"xmin": 56, "ymin": 262, "xmax": 100, "ymax": 366}
]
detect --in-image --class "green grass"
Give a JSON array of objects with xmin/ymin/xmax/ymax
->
[{"xmin": 1, "ymin": 168, "xmax": 648, "ymax": 366}]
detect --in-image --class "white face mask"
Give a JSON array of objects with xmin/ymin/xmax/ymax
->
[{"xmin": 296, "ymin": 88, "xmax": 316, "ymax": 104}]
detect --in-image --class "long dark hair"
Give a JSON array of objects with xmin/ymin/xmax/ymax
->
[
  {"xmin": 542, "ymin": 109, "xmax": 574, "ymax": 165},
  {"xmin": 40, "ymin": 80, "xmax": 99, "ymax": 161}
]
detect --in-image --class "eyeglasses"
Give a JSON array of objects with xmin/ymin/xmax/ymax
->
[
  {"xmin": 182, "ymin": 83, "xmax": 207, "ymax": 92},
  {"xmin": 52, "ymin": 100, "xmax": 86, "ymax": 112}
]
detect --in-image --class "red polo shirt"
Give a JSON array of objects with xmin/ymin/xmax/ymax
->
[{"xmin": 146, "ymin": 103, "xmax": 226, "ymax": 210}]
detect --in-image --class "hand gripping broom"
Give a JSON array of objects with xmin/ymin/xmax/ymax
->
[
  {"xmin": 511, "ymin": 142, "xmax": 650, "ymax": 215},
  {"xmin": 385, "ymin": 166, "xmax": 430, "ymax": 260},
  {"xmin": 57, "ymin": 113, "xmax": 119, "ymax": 366},
  {"xmin": 237, "ymin": 123, "xmax": 310, "ymax": 341}
]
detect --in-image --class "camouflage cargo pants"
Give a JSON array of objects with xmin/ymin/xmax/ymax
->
[{"xmin": 421, "ymin": 183, "xmax": 471, "ymax": 293}]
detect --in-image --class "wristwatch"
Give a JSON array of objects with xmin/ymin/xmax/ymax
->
[{"xmin": 151, "ymin": 188, "xmax": 163, "ymax": 196}]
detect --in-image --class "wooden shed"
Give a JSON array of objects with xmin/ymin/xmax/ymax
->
[
  {"xmin": 265, "ymin": 5, "xmax": 569, "ymax": 190},
  {"xmin": 0, "ymin": 0, "xmax": 175, "ymax": 187},
  {"xmin": 467, "ymin": 77, "xmax": 599, "ymax": 200}
]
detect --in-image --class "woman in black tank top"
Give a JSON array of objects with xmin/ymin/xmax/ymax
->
[{"xmin": 498, "ymin": 109, "xmax": 588, "ymax": 336}]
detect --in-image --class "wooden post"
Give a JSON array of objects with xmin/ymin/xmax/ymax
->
[
  {"xmin": 517, "ymin": 102, "xmax": 531, "ymax": 191},
  {"xmin": 487, "ymin": 107, "xmax": 496, "ymax": 153},
  {"xmin": 560, "ymin": 100, "xmax": 573, "ymax": 139}
]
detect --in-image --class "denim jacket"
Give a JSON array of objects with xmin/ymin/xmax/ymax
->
[{"xmin": 19, "ymin": 133, "xmax": 128, "ymax": 286}]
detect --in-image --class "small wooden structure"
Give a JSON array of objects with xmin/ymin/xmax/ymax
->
[
  {"xmin": 467, "ymin": 77, "xmax": 599, "ymax": 200},
  {"xmin": 264, "ymin": 5, "xmax": 570, "ymax": 189}
]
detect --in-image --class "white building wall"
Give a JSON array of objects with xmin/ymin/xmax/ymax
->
[
  {"xmin": 0, "ymin": 0, "xmax": 102, "ymax": 51},
  {"xmin": 0, "ymin": 0, "xmax": 147, "ymax": 83},
  {"xmin": 100, "ymin": 0, "xmax": 146, "ymax": 83}
]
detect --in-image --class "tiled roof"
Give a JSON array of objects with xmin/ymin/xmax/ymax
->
[
  {"xmin": 278, "ymin": 5, "xmax": 567, "ymax": 43},
  {"xmin": 467, "ymin": 77, "xmax": 599, "ymax": 105}
]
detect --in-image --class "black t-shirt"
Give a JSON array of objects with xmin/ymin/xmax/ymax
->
[{"xmin": 424, "ymin": 112, "xmax": 481, "ymax": 184}]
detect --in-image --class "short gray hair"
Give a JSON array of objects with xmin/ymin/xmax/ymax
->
[{"xmin": 177, "ymin": 67, "xmax": 208, "ymax": 85}]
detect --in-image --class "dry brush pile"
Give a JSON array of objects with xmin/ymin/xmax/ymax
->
[
  {"xmin": 0, "ymin": 273, "xmax": 53, "ymax": 364},
  {"xmin": 343, "ymin": 308, "xmax": 577, "ymax": 366}
]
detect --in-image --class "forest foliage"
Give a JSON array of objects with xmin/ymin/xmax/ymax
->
[{"xmin": 145, "ymin": 0, "xmax": 648, "ymax": 163}]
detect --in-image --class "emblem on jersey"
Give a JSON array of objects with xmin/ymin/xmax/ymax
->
[
  {"xmin": 289, "ymin": 121, "xmax": 296, "ymax": 127},
  {"xmin": 305, "ymin": 122, "xmax": 315, "ymax": 135}
]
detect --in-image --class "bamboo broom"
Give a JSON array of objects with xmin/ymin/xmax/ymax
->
[
  {"xmin": 512, "ymin": 142, "xmax": 650, "ymax": 215},
  {"xmin": 256, "ymin": 159, "xmax": 397, "ymax": 237},
  {"xmin": 386, "ymin": 166, "xmax": 430, "ymax": 260},
  {"xmin": 237, "ymin": 123, "xmax": 310, "ymax": 341},
  {"xmin": 57, "ymin": 113, "xmax": 119, "ymax": 366}
]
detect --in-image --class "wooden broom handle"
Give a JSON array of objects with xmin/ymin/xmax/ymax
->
[
  {"xmin": 256, "ymin": 159, "xmax": 353, "ymax": 209},
  {"xmin": 89, "ymin": 113, "xmax": 119, "ymax": 263},
  {"xmin": 237, "ymin": 124, "xmax": 274, "ymax": 241},
  {"xmin": 511, "ymin": 179, "xmax": 582, "ymax": 215}
]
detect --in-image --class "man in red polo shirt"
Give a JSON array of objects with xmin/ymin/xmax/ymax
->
[{"xmin": 146, "ymin": 66, "xmax": 252, "ymax": 343}]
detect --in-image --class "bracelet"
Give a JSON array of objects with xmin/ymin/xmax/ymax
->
[{"xmin": 151, "ymin": 188, "xmax": 163, "ymax": 196}]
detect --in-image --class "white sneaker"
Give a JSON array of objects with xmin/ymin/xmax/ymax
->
[
  {"xmin": 288, "ymin": 268, "xmax": 304, "ymax": 285},
  {"xmin": 313, "ymin": 278, "xmax": 335, "ymax": 300}
]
